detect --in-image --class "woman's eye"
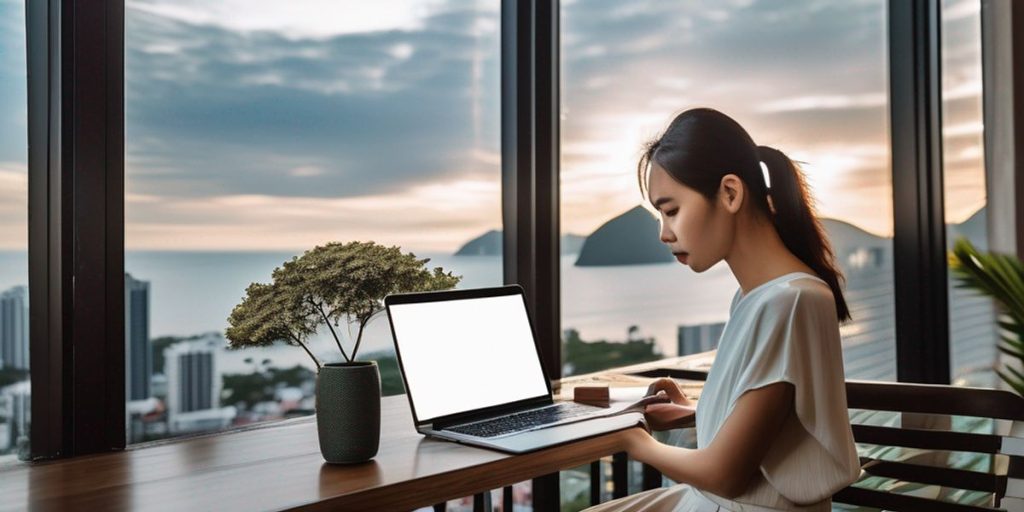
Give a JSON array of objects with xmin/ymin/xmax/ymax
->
[{"xmin": 666, "ymin": 208, "xmax": 679, "ymax": 217}]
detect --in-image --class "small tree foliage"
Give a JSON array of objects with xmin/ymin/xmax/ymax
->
[{"xmin": 227, "ymin": 241, "xmax": 460, "ymax": 368}]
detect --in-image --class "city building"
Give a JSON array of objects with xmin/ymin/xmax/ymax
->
[
  {"xmin": 163, "ymin": 334, "xmax": 235, "ymax": 434},
  {"xmin": 677, "ymin": 322, "xmax": 725, "ymax": 357},
  {"xmin": 125, "ymin": 274, "xmax": 152, "ymax": 401},
  {"xmin": 0, "ymin": 286, "xmax": 28, "ymax": 371},
  {"xmin": 0, "ymin": 381, "xmax": 30, "ymax": 457}
]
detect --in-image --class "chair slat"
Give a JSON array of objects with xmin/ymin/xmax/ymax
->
[
  {"xmin": 853, "ymin": 424, "xmax": 1004, "ymax": 454},
  {"xmin": 846, "ymin": 381, "xmax": 1024, "ymax": 421},
  {"xmin": 858, "ymin": 457, "xmax": 1008, "ymax": 494},
  {"xmin": 834, "ymin": 486, "xmax": 1000, "ymax": 512}
]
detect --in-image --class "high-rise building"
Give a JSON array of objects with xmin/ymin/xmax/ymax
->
[
  {"xmin": 125, "ymin": 274, "xmax": 151, "ymax": 400},
  {"xmin": 0, "ymin": 381, "xmax": 30, "ymax": 457},
  {"xmin": 677, "ymin": 322, "xmax": 725, "ymax": 357},
  {"xmin": 0, "ymin": 286, "xmax": 29, "ymax": 370},
  {"xmin": 164, "ymin": 334, "xmax": 234, "ymax": 434}
]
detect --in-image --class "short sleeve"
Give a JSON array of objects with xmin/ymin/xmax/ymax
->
[{"xmin": 728, "ymin": 281, "xmax": 862, "ymax": 505}]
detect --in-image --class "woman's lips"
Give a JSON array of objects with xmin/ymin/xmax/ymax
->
[{"xmin": 674, "ymin": 252, "xmax": 689, "ymax": 264}]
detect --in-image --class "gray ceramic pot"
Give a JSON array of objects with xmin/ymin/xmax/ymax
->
[{"xmin": 316, "ymin": 361, "xmax": 381, "ymax": 464}]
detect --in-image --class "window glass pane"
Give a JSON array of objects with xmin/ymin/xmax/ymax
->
[
  {"xmin": 560, "ymin": 0, "xmax": 896, "ymax": 380},
  {"xmin": 941, "ymin": 0, "xmax": 996, "ymax": 387},
  {"xmin": 0, "ymin": 0, "xmax": 30, "ymax": 461},
  {"xmin": 125, "ymin": 0, "xmax": 501, "ymax": 443}
]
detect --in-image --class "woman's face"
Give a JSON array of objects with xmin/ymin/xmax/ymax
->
[{"xmin": 647, "ymin": 163, "xmax": 737, "ymax": 272}]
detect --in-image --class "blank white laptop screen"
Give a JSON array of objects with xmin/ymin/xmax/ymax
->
[{"xmin": 389, "ymin": 294, "xmax": 550, "ymax": 422}]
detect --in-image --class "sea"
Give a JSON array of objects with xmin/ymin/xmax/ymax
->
[{"xmin": 0, "ymin": 250, "xmax": 737, "ymax": 375}]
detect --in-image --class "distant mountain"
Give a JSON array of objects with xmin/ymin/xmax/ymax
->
[
  {"xmin": 575, "ymin": 206, "xmax": 675, "ymax": 266},
  {"xmin": 562, "ymin": 234, "xmax": 586, "ymax": 254},
  {"xmin": 820, "ymin": 218, "xmax": 887, "ymax": 253},
  {"xmin": 948, "ymin": 207, "xmax": 987, "ymax": 247},
  {"xmin": 571, "ymin": 208, "xmax": 893, "ymax": 268},
  {"xmin": 455, "ymin": 206, "xmax": 989, "ymax": 266},
  {"xmin": 453, "ymin": 230, "xmax": 588, "ymax": 256},
  {"xmin": 454, "ymin": 230, "xmax": 502, "ymax": 256},
  {"xmin": 819, "ymin": 218, "xmax": 890, "ymax": 272}
]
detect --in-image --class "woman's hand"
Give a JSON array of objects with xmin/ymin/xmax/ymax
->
[
  {"xmin": 644, "ymin": 402, "xmax": 697, "ymax": 431},
  {"xmin": 646, "ymin": 377, "xmax": 693, "ymax": 406}
]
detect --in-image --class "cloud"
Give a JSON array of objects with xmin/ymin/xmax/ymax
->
[
  {"xmin": 124, "ymin": 178, "xmax": 502, "ymax": 251},
  {"xmin": 124, "ymin": 2, "xmax": 502, "ymax": 202},
  {"xmin": 126, "ymin": 0, "xmax": 456, "ymax": 39},
  {"xmin": 757, "ymin": 94, "xmax": 887, "ymax": 113},
  {"xmin": 558, "ymin": 0, "xmax": 985, "ymax": 237},
  {"xmin": 0, "ymin": 162, "xmax": 27, "ymax": 249},
  {"xmin": 0, "ymin": 0, "xmax": 27, "ymax": 165},
  {"xmin": 0, "ymin": 0, "xmax": 989, "ymax": 249}
]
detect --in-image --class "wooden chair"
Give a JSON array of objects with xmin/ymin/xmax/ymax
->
[{"xmin": 835, "ymin": 380, "xmax": 1024, "ymax": 512}]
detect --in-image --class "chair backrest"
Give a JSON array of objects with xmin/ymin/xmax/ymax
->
[{"xmin": 835, "ymin": 380, "xmax": 1024, "ymax": 512}]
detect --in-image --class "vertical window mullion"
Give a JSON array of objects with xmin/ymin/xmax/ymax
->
[
  {"xmin": 889, "ymin": 0, "xmax": 951, "ymax": 384},
  {"xmin": 27, "ymin": 0, "xmax": 126, "ymax": 460},
  {"xmin": 502, "ymin": 0, "xmax": 562, "ymax": 509}
]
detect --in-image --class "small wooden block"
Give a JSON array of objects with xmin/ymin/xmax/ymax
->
[{"xmin": 573, "ymin": 385, "xmax": 610, "ymax": 407}]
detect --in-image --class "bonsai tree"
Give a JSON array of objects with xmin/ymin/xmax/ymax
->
[
  {"xmin": 949, "ymin": 238, "xmax": 1024, "ymax": 395},
  {"xmin": 227, "ymin": 281, "xmax": 324, "ymax": 368},
  {"xmin": 226, "ymin": 241, "xmax": 461, "ymax": 368}
]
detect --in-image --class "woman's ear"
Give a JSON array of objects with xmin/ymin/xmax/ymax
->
[{"xmin": 719, "ymin": 174, "xmax": 744, "ymax": 214}]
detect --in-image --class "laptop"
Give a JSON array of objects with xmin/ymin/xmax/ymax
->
[{"xmin": 384, "ymin": 284, "xmax": 649, "ymax": 454}]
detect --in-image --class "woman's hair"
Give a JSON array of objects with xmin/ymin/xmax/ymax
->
[{"xmin": 637, "ymin": 107, "xmax": 850, "ymax": 322}]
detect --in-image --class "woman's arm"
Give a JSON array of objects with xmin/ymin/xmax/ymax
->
[{"xmin": 623, "ymin": 381, "xmax": 795, "ymax": 499}]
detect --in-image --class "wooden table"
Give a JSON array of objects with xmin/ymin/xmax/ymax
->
[{"xmin": 0, "ymin": 354, "xmax": 713, "ymax": 512}]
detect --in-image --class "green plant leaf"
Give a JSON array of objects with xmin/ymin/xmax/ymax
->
[
  {"xmin": 996, "ymin": 366, "xmax": 1024, "ymax": 396},
  {"xmin": 949, "ymin": 237, "xmax": 1024, "ymax": 396},
  {"xmin": 998, "ymin": 343, "xmax": 1024, "ymax": 360}
]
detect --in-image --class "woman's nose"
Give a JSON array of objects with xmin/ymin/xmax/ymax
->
[{"xmin": 659, "ymin": 221, "xmax": 675, "ymax": 244}]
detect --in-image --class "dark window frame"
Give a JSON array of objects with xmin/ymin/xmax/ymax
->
[
  {"xmin": 888, "ymin": 0, "xmax": 952, "ymax": 384},
  {"xmin": 501, "ymin": 0, "xmax": 561, "ymax": 506},
  {"xmin": 28, "ymin": 0, "xmax": 126, "ymax": 460}
]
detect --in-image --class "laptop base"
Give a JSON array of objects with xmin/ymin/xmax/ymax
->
[{"xmin": 422, "ymin": 412, "xmax": 646, "ymax": 454}]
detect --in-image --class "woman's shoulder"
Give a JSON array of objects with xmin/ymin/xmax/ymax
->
[
  {"xmin": 757, "ymin": 272, "xmax": 832, "ymax": 305},
  {"xmin": 750, "ymin": 273, "xmax": 835, "ymax": 321}
]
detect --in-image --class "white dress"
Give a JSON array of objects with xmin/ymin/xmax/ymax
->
[{"xmin": 586, "ymin": 272, "xmax": 862, "ymax": 512}]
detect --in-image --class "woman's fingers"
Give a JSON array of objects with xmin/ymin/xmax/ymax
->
[{"xmin": 645, "ymin": 377, "xmax": 691, "ymax": 405}]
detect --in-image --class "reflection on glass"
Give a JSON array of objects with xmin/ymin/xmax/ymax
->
[
  {"xmin": 125, "ymin": 1, "xmax": 502, "ymax": 444},
  {"xmin": 560, "ymin": 0, "xmax": 897, "ymax": 380},
  {"xmin": 0, "ymin": 0, "xmax": 30, "ymax": 460},
  {"xmin": 941, "ymin": 0, "xmax": 996, "ymax": 387}
]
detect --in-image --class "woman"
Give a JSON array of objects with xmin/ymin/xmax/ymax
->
[{"xmin": 586, "ymin": 108, "xmax": 861, "ymax": 511}]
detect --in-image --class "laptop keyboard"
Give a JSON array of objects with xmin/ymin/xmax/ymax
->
[{"xmin": 444, "ymin": 402, "xmax": 600, "ymax": 438}]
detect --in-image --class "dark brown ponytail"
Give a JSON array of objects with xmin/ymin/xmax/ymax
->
[
  {"xmin": 638, "ymin": 108, "xmax": 850, "ymax": 322},
  {"xmin": 757, "ymin": 145, "xmax": 849, "ymax": 322}
]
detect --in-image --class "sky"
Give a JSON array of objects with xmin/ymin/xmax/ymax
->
[{"xmin": 0, "ymin": 0, "xmax": 987, "ymax": 251}]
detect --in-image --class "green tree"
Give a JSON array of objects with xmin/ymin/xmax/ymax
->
[
  {"xmin": 221, "ymin": 365, "xmax": 316, "ymax": 411},
  {"xmin": 0, "ymin": 368, "xmax": 28, "ymax": 389},
  {"xmin": 562, "ymin": 328, "xmax": 661, "ymax": 376},
  {"xmin": 226, "ymin": 241, "xmax": 461, "ymax": 367}
]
